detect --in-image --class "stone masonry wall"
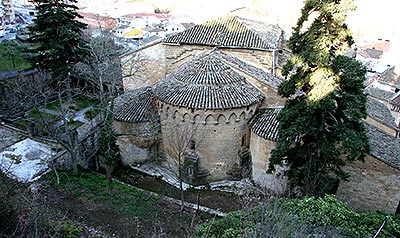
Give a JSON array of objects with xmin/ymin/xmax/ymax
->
[
  {"xmin": 113, "ymin": 120, "xmax": 159, "ymax": 165},
  {"xmin": 164, "ymin": 44, "xmax": 209, "ymax": 74},
  {"xmin": 222, "ymin": 48, "xmax": 274, "ymax": 74},
  {"xmin": 158, "ymin": 102, "xmax": 258, "ymax": 183},
  {"xmin": 336, "ymin": 155, "xmax": 400, "ymax": 214},
  {"xmin": 121, "ymin": 42, "xmax": 166, "ymax": 91},
  {"xmin": 163, "ymin": 45, "xmax": 275, "ymax": 76},
  {"xmin": 250, "ymin": 133, "xmax": 287, "ymax": 194},
  {"xmin": 235, "ymin": 69, "xmax": 285, "ymax": 107}
]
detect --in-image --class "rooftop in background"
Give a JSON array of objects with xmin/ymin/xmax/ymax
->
[
  {"xmin": 77, "ymin": 11, "xmax": 117, "ymax": 30},
  {"xmin": 365, "ymin": 85, "xmax": 397, "ymax": 102},
  {"xmin": 120, "ymin": 12, "xmax": 171, "ymax": 19}
]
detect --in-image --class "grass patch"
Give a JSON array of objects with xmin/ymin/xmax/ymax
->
[
  {"xmin": 45, "ymin": 95, "xmax": 99, "ymax": 112},
  {"xmin": 0, "ymin": 40, "xmax": 31, "ymax": 71},
  {"xmin": 84, "ymin": 108, "xmax": 101, "ymax": 120},
  {"xmin": 47, "ymin": 170, "xmax": 157, "ymax": 218},
  {"xmin": 28, "ymin": 108, "xmax": 57, "ymax": 121},
  {"xmin": 67, "ymin": 120, "xmax": 84, "ymax": 128},
  {"xmin": 115, "ymin": 167, "xmax": 241, "ymax": 213},
  {"xmin": 73, "ymin": 95, "xmax": 99, "ymax": 110},
  {"xmin": 45, "ymin": 99, "xmax": 62, "ymax": 112}
]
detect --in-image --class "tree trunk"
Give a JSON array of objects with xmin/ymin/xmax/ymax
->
[
  {"xmin": 106, "ymin": 164, "xmax": 113, "ymax": 183},
  {"xmin": 178, "ymin": 154, "xmax": 185, "ymax": 211},
  {"xmin": 180, "ymin": 179, "xmax": 184, "ymax": 211},
  {"xmin": 65, "ymin": 74, "xmax": 73, "ymax": 104}
]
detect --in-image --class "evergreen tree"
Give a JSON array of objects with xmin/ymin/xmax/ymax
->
[
  {"xmin": 26, "ymin": 0, "xmax": 89, "ymax": 84},
  {"xmin": 270, "ymin": 0, "xmax": 370, "ymax": 196}
]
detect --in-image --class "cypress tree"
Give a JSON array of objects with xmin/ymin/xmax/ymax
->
[
  {"xmin": 270, "ymin": 0, "xmax": 370, "ymax": 196},
  {"xmin": 26, "ymin": 0, "xmax": 89, "ymax": 82}
]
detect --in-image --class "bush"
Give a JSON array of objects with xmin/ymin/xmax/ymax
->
[
  {"xmin": 194, "ymin": 195, "xmax": 400, "ymax": 238},
  {"xmin": 281, "ymin": 195, "xmax": 400, "ymax": 237},
  {"xmin": 194, "ymin": 203, "xmax": 312, "ymax": 238}
]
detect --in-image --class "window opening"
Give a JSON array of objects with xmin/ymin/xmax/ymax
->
[{"xmin": 190, "ymin": 140, "xmax": 195, "ymax": 150}]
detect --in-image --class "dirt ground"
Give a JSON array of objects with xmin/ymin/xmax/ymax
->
[
  {"xmin": 1, "ymin": 169, "xmax": 245, "ymax": 238},
  {"xmin": 115, "ymin": 167, "xmax": 244, "ymax": 213}
]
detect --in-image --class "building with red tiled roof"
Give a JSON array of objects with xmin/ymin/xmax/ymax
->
[{"xmin": 77, "ymin": 11, "xmax": 116, "ymax": 30}]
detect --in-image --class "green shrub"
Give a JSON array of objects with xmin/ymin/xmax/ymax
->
[
  {"xmin": 194, "ymin": 195, "xmax": 400, "ymax": 238},
  {"xmin": 281, "ymin": 195, "xmax": 399, "ymax": 237}
]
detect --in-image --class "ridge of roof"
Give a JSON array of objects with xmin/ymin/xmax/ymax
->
[
  {"xmin": 366, "ymin": 96, "xmax": 397, "ymax": 130},
  {"xmin": 365, "ymin": 85, "xmax": 396, "ymax": 101}
]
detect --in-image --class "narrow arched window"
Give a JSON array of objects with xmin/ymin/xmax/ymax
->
[{"xmin": 190, "ymin": 140, "xmax": 195, "ymax": 150}]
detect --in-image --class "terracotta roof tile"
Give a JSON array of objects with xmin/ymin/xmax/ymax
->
[
  {"xmin": 248, "ymin": 107, "xmax": 281, "ymax": 141},
  {"xmin": 364, "ymin": 123, "xmax": 400, "ymax": 170},
  {"xmin": 162, "ymin": 15, "xmax": 282, "ymax": 50},
  {"xmin": 389, "ymin": 92, "xmax": 400, "ymax": 112},
  {"xmin": 153, "ymin": 53, "xmax": 264, "ymax": 109},
  {"xmin": 114, "ymin": 86, "xmax": 158, "ymax": 123},
  {"xmin": 365, "ymin": 86, "xmax": 396, "ymax": 101},
  {"xmin": 366, "ymin": 96, "xmax": 397, "ymax": 129}
]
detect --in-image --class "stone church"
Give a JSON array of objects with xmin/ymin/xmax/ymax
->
[
  {"xmin": 114, "ymin": 13, "xmax": 400, "ymax": 213},
  {"xmin": 114, "ymin": 14, "xmax": 289, "ymax": 193}
]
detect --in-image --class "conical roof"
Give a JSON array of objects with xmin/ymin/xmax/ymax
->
[
  {"xmin": 153, "ymin": 53, "xmax": 264, "ymax": 110},
  {"xmin": 248, "ymin": 107, "xmax": 281, "ymax": 141}
]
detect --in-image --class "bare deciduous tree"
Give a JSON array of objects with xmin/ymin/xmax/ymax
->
[{"xmin": 163, "ymin": 122, "xmax": 204, "ymax": 211}]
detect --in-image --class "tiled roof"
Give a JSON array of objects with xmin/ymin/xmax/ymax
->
[
  {"xmin": 162, "ymin": 15, "xmax": 282, "ymax": 50},
  {"xmin": 357, "ymin": 48, "xmax": 383, "ymax": 59},
  {"xmin": 389, "ymin": 93, "xmax": 400, "ymax": 112},
  {"xmin": 377, "ymin": 67, "xmax": 400, "ymax": 86},
  {"xmin": 153, "ymin": 53, "xmax": 265, "ymax": 110},
  {"xmin": 366, "ymin": 97, "xmax": 397, "ymax": 129},
  {"xmin": 248, "ymin": 107, "xmax": 282, "ymax": 141},
  {"xmin": 211, "ymin": 49, "xmax": 283, "ymax": 89},
  {"xmin": 365, "ymin": 85, "xmax": 396, "ymax": 101},
  {"xmin": 114, "ymin": 86, "xmax": 158, "ymax": 123},
  {"xmin": 357, "ymin": 40, "xmax": 391, "ymax": 52},
  {"xmin": 391, "ymin": 93, "xmax": 400, "ymax": 106},
  {"xmin": 364, "ymin": 123, "xmax": 400, "ymax": 170}
]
